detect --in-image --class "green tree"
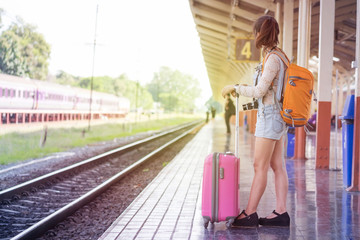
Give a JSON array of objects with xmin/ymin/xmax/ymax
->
[
  {"xmin": 78, "ymin": 76, "xmax": 102, "ymax": 91},
  {"xmin": 76, "ymin": 74, "xmax": 153, "ymax": 110},
  {"xmin": 0, "ymin": 8, "xmax": 3, "ymax": 28},
  {"xmin": 55, "ymin": 70, "xmax": 79, "ymax": 85},
  {"xmin": 0, "ymin": 14, "xmax": 50, "ymax": 80},
  {"xmin": 12, "ymin": 20, "xmax": 50, "ymax": 80},
  {"xmin": 0, "ymin": 29, "xmax": 26, "ymax": 76},
  {"xmin": 159, "ymin": 92, "xmax": 178, "ymax": 112},
  {"xmin": 112, "ymin": 75, "xmax": 153, "ymax": 110},
  {"xmin": 205, "ymin": 96, "xmax": 222, "ymax": 114},
  {"xmin": 147, "ymin": 66, "xmax": 201, "ymax": 112}
]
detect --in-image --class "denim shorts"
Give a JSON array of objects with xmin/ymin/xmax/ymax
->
[{"xmin": 255, "ymin": 104, "xmax": 286, "ymax": 140}]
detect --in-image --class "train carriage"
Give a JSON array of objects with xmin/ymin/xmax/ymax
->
[
  {"xmin": 0, "ymin": 73, "xmax": 130, "ymax": 124},
  {"xmin": 33, "ymin": 80, "xmax": 76, "ymax": 110},
  {"xmin": 0, "ymin": 74, "xmax": 37, "ymax": 109}
]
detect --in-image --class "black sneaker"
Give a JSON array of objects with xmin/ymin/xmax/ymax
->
[
  {"xmin": 232, "ymin": 210, "xmax": 259, "ymax": 228},
  {"xmin": 259, "ymin": 210, "xmax": 290, "ymax": 227}
]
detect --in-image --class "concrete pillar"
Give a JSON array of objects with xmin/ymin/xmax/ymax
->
[
  {"xmin": 283, "ymin": 0, "xmax": 294, "ymax": 59},
  {"xmin": 348, "ymin": 0, "xmax": 360, "ymax": 192},
  {"xmin": 338, "ymin": 75, "xmax": 345, "ymax": 115},
  {"xmin": 275, "ymin": 2, "xmax": 283, "ymax": 49},
  {"xmin": 315, "ymin": 0, "xmax": 335, "ymax": 169},
  {"xmin": 331, "ymin": 83, "xmax": 336, "ymax": 116},
  {"xmin": 294, "ymin": 0, "xmax": 311, "ymax": 160}
]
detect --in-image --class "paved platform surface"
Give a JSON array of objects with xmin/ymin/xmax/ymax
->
[{"xmin": 99, "ymin": 117, "xmax": 360, "ymax": 240}]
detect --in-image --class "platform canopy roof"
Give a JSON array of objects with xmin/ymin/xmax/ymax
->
[{"xmin": 189, "ymin": 0, "xmax": 356, "ymax": 101}]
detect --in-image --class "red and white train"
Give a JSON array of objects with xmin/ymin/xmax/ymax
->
[{"xmin": 0, "ymin": 73, "xmax": 130, "ymax": 124}]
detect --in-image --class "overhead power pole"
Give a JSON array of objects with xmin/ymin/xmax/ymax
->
[{"xmin": 88, "ymin": 4, "xmax": 99, "ymax": 131}]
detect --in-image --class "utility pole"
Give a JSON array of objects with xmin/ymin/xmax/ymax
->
[
  {"xmin": 135, "ymin": 80, "xmax": 139, "ymax": 124},
  {"xmin": 88, "ymin": 4, "xmax": 99, "ymax": 131}
]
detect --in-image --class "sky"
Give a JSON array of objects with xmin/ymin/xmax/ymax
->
[{"xmin": 0, "ymin": 0, "xmax": 212, "ymax": 106}]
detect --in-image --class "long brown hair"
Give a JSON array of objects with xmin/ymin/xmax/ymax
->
[{"xmin": 253, "ymin": 15, "xmax": 279, "ymax": 50}]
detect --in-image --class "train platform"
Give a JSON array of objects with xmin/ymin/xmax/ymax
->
[{"xmin": 99, "ymin": 117, "xmax": 360, "ymax": 240}]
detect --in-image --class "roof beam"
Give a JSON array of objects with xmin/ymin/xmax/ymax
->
[
  {"xmin": 193, "ymin": 0, "xmax": 263, "ymax": 22},
  {"xmin": 194, "ymin": 16, "xmax": 250, "ymax": 37},
  {"xmin": 334, "ymin": 62, "xmax": 354, "ymax": 78},
  {"xmin": 201, "ymin": 40, "xmax": 228, "ymax": 53},
  {"xmin": 192, "ymin": 6, "xmax": 230, "ymax": 25},
  {"xmin": 240, "ymin": 0, "xmax": 276, "ymax": 12},
  {"xmin": 202, "ymin": 44, "xmax": 227, "ymax": 54},
  {"xmin": 194, "ymin": 17, "xmax": 227, "ymax": 34},
  {"xmin": 233, "ymin": 6, "xmax": 262, "ymax": 22},
  {"xmin": 196, "ymin": 25, "xmax": 227, "ymax": 41},
  {"xmin": 200, "ymin": 34, "xmax": 228, "ymax": 47},
  {"xmin": 202, "ymin": 49, "xmax": 227, "ymax": 59},
  {"xmin": 203, "ymin": 58, "xmax": 224, "ymax": 68},
  {"xmin": 232, "ymin": 20, "xmax": 253, "ymax": 33},
  {"xmin": 192, "ymin": 6, "xmax": 253, "ymax": 33},
  {"xmin": 334, "ymin": 44, "xmax": 356, "ymax": 57},
  {"xmin": 194, "ymin": 0, "xmax": 231, "ymax": 14},
  {"xmin": 294, "ymin": 0, "xmax": 355, "ymax": 22},
  {"xmin": 203, "ymin": 53, "xmax": 226, "ymax": 63},
  {"xmin": 202, "ymin": 49, "xmax": 226, "ymax": 60},
  {"xmin": 231, "ymin": 62, "xmax": 246, "ymax": 75},
  {"xmin": 204, "ymin": 62, "xmax": 223, "ymax": 71}
]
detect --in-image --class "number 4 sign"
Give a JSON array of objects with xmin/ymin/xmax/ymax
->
[{"xmin": 235, "ymin": 39, "xmax": 261, "ymax": 62}]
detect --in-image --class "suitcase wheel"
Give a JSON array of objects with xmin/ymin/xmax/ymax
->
[
  {"xmin": 203, "ymin": 218, "xmax": 210, "ymax": 229},
  {"xmin": 226, "ymin": 218, "xmax": 235, "ymax": 228}
]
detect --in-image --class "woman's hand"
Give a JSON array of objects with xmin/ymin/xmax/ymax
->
[{"xmin": 221, "ymin": 85, "xmax": 236, "ymax": 98}]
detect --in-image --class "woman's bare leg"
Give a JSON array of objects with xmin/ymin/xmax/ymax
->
[
  {"xmin": 238, "ymin": 137, "xmax": 276, "ymax": 218},
  {"xmin": 268, "ymin": 135, "xmax": 288, "ymax": 218}
]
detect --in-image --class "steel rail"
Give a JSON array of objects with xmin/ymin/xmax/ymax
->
[
  {"xmin": 0, "ymin": 120, "xmax": 202, "ymax": 201},
  {"xmin": 11, "ymin": 121, "xmax": 204, "ymax": 240}
]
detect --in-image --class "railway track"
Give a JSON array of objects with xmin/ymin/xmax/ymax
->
[{"xmin": 0, "ymin": 120, "xmax": 204, "ymax": 240}]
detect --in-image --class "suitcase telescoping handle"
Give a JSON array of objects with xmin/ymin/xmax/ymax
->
[{"xmin": 234, "ymin": 85, "xmax": 240, "ymax": 159}]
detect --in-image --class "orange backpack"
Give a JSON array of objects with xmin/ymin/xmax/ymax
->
[{"xmin": 263, "ymin": 49, "xmax": 315, "ymax": 127}]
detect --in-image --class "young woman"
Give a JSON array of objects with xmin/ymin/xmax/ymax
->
[
  {"xmin": 224, "ymin": 93, "xmax": 236, "ymax": 134},
  {"xmin": 221, "ymin": 15, "xmax": 290, "ymax": 227}
]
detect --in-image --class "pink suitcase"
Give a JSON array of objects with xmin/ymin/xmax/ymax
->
[{"xmin": 202, "ymin": 88, "xmax": 240, "ymax": 229}]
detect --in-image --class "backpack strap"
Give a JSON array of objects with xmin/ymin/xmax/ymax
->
[
  {"xmin": 269, "ymin": 50, "xmax": 290, "ymax": 67},
  {"xmin": 262, "ymin": 48, "xmax": 290, "ymax": 102},
  {"xmin": 274, "ymin": 55, "xmax": 285, "ymax": 102},
  {"xmin": 261, "ymin": 48, "xmax": 290, "ymax": 71}
]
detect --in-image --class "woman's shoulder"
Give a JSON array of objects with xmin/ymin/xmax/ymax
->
[
  {"xmin": 266, "ymin": 53, "xmax": 282, "ymax": 63},
  {"xmin": 267, "ymin": 48, "xmax": 289, "ymax": 64},
  {"xmin": 264, "ymin": 53, "xmax": 282, "ymax": 70}
]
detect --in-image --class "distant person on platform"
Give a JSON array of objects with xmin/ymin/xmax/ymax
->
[
  {"xmin": 211, "ymin": 106, "xmax": 216, "ymax": 119},
  {"xmin": 205, "ymin": 109, "xmax": 210, "ymax": 123},
  {"xmin": 224, "ymin": 93, "xmax": 236, "ymax": 134}
]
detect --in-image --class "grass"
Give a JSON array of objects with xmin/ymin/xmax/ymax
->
[{"xmin": 0, "ymin": 116, "xmax": 202, "ymax": 165}]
